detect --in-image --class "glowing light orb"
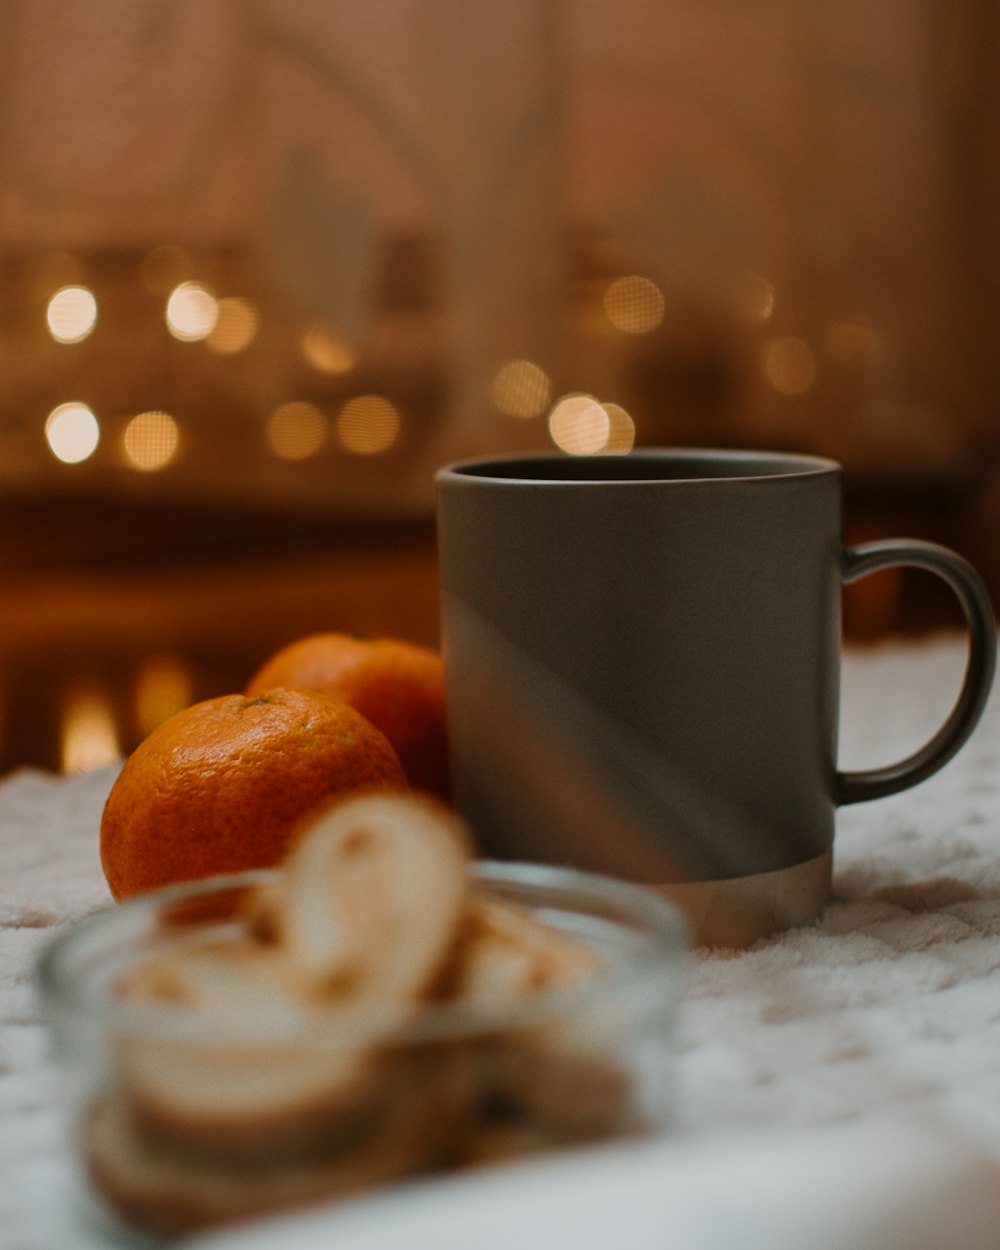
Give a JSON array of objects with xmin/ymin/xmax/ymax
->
[{"xmin": 46, "ymin": 403, "xmax": 100, "ymax": 464}]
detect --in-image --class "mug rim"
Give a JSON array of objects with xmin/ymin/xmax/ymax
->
[{"xmin": 436, "ymin": 447, "xmax": 841, "ymax": 485}]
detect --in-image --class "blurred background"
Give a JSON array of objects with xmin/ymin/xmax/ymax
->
[{"xmin": 1, "ymin": 0, "xmax": 998, "ymax": 774}]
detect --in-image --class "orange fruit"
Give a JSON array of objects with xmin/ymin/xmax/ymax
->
[
  {"xmin": 245, "ymin": 633, "xmax": 450, "ymax": 801},
  {"xmin": 100, "ymin": 688, "xmax": 408, "ymax": 901}
]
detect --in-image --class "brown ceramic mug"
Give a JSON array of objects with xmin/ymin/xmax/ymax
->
[{"xmin": 435, "ymin": 449, "xmax": 997, "ymax": 946}]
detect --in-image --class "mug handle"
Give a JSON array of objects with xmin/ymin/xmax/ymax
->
[{"xmin": 838, "ymin": 539, "xmax": 997, "ymax": 804}]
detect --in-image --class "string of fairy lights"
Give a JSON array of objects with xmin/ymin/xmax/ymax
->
[
  {"xmin": 39, "ymin": 275, "xmax": 406, "ymax": 469},
  {"xmin": 35, "ymin": 242, "xmax": 873, "ymax": 475}
]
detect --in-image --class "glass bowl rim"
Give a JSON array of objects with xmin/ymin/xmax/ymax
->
[{"xmin": 36, "ymin": 859, "xmax": 688, "ymax": 1047}]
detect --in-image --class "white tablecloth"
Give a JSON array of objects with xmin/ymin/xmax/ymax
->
[{"xmin": 5, "ymin": 634, "xmax": 1000, "ymax": 1248}]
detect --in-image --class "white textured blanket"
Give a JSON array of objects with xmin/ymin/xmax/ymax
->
[{"xmin": 4, "ymin": 634, "xmax": 1000, "ymax": 1249}]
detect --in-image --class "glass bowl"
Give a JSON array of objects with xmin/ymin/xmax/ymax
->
[{"xmin": 37, "ymin": 861, "xmax": 687, "ymax": 1244}]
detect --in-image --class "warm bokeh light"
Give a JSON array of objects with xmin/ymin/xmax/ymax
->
[
  {"xmin": 824, "ymin": 322, "xmax": 881, "ymax": 366},
  {"xmin": 134, "ymin": 655, "xmax": 194, "ymax": 738},
  {"xmin": 761, "ymin": 336, "xmax": 817, "ymax": 396},
  {"xmin": 61, "ymin": 683, "xmax": 119, "ymax": 773},
  {"xmin": 491, "ymin": 359, "xmax": 552, "ymax": 418},
  {"xmin": 46, "ymin": 286, "xmax": 98, "ymax": 343},
  {"xmin": 206, "ymin": 297, "xmax": 258, "ymax": 354},
  {"xmin": 730, "ymin": 273, "xmax": 776, "ymax": 322},
  {"xmin": 603, "ymin": 402, "xmax": 637, "ymax": 452},
  {"xmin": 123, "ymin": 410, "xmax": 179, "ymax": 471},
  {"xmin": 603, "ymin": 275, "xmax": 665, "ymax": 334},
  {"xmin": 166, "ymin": 282, "xmax": 219, "ymax": 342},
  {"xmin": 302, "ymin": 323, "xmax": 357, "ymax": 374},
  {"xmin": 548, "ymin": 394, "xmax": 611, "ymax": 455},
  {"xmin": 337, "ymin": 395, "xmax": 400, "ymax": 455},
  {"xmin": 141, "ymin": 244, "xmax": 192, "ymax": 295},
  {"xmin": 267, "ymin": 401, "xmax": 326, "ymax": 460},
  {"xmin": 45, "ymin": 402, "xmax": 100, "ymax": 464}
]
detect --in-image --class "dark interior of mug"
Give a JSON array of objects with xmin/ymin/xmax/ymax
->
[{"xmin": 447, "ymin": 450, "xmax": 837, "ymax": 482}]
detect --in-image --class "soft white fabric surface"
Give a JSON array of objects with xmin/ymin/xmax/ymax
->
[
  {"xmin": 187, "ymin": 1116, "xmax": 1000, "ymax": 1250},
  {"xmin": 4, "ymin": 634, "xmax": 1000, "ymax": 1248}
]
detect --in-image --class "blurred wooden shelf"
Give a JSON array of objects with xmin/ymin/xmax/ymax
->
[{"xmin": 0, "ymin": 495, "xmax": 441, "ymax": 773}]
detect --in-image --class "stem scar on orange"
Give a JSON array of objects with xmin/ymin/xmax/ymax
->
[
  {"xmin": 100, "ymin": 688, "xmax": 408, "ymax": 901},
  {"xmin": 244, "ymin": 633, "xmax": 451, "ymax": 802}
]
